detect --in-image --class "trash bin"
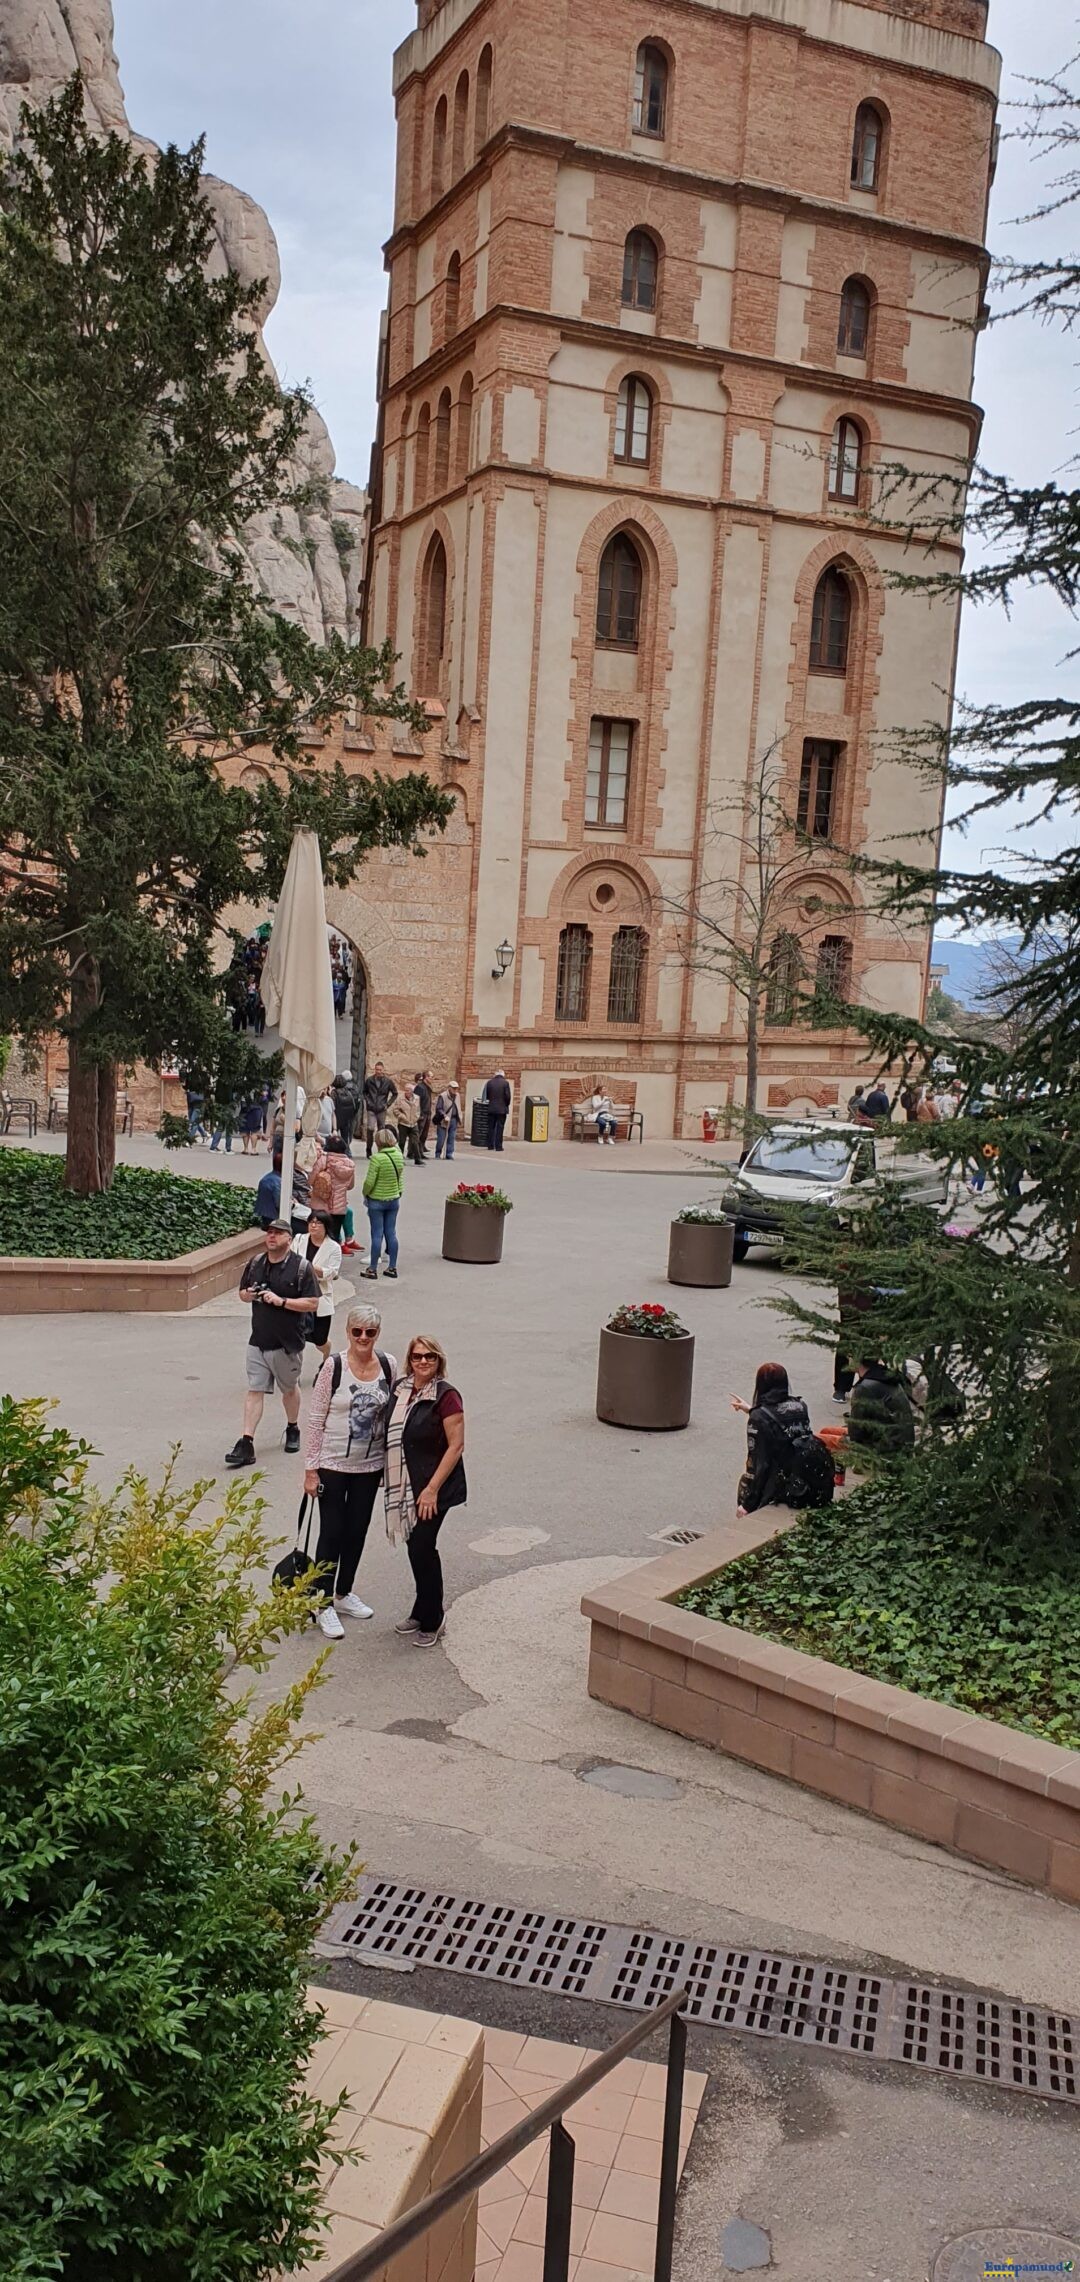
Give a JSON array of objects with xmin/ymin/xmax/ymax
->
[
  {"xmin": 524, "ymin": 1096, "xmax": 550, "ymax": 1144},
  {"xmin": 470, "ymin": 1099, "xmax": 491, "ymax": 1148}
]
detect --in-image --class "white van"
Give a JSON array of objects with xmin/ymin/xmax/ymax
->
[{"xmin": 721, "ymin": 1121, "xmax": 951, "ymax": 1263}]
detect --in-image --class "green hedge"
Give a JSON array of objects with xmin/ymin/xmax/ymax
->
[
  {"xmin": 0, "ymin": 1149, "xmax": 253, "ymax": 1260},
  {"xmin": 679, "ymin": 1499, "xmax": 1080, "ymax": 1752}
]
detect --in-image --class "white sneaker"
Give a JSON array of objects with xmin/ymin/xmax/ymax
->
[
  {"xmin": 315, "ymin": 1606, "xmax": 345, "ymax": 1639},
  {"xmin": 336, "ymin": 1593, "xmax": 374, "ymax": 1621}
]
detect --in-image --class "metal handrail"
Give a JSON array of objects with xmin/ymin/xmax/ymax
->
[{"xmin": 322, "ymin": 1985, "xmax": 690, "ymax": 2282}]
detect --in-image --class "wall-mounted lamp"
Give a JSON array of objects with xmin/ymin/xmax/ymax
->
[{"xmin": 491, "ymin": 939, "xmax": 516, "ymax": 982}]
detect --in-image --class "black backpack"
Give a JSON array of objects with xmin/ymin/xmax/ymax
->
[{"xmin": 778, "ymin": 1419, "xmax": 836, "ymax": 1508}]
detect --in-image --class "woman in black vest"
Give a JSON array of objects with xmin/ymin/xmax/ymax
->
[{"xmin": 384, "ymin": 1332, "xmax": 466, "ymax": 1647}]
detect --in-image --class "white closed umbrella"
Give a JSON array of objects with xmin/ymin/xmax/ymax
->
[{"xmin": 261, "ymin": 829, "xmax": 337, "ymax": 1224}]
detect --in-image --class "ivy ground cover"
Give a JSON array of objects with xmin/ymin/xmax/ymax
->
[{"xmin": 0, "ymin": 1149, "xmax": 253, "ymax": 1260}]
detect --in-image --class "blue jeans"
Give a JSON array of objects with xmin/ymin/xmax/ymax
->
[
  {"xmin": 210, "ymin": 1130, "xmax": 233, "ymax": 1152},
  {"xmin": 596, "ymin": 1116, "xmax": 616, "ymax": 1138},
  {"xmin": 367, "ymin": 1197, "xmax": 400, "ymax": 1270},
  {"xmin": 435, "ymin": 1123, "xmax": 457, "ymax": 1159}
]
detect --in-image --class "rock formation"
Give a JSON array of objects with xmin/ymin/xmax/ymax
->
[{"xmin": 0, "ymin": 0, "xmax": 367, "ymax": 642}]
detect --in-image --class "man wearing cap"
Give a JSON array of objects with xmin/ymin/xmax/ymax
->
[{"xmin": 226, "ymin": 1219, "xmax": 321, "ymax": 1468}]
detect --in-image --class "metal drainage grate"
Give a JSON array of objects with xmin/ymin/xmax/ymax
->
[
  {"xmin": 648, "ymin": 1526, "xmax": 705, "ymax": 1547},
  {"xmin": 324, "ymin": 1877, "xmax": 1077, "ymax": 2108}
]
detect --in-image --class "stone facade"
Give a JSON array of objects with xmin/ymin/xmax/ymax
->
[{"xmin": 363, "ymin": 0, "xmax": 1000, "ymax": 1136}]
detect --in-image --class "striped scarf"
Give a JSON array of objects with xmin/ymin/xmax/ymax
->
[{"xmin": 383, "ymin": 1376, "xmax": 440, "ymax": 1546}]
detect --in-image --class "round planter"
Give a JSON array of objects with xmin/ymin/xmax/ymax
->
[
  {"xmin": 596, "ymin": 1326, "xmax": 694, "ymax": 1432},
  {"xmin": 667, "ymin": 1217, "xmax": 734, "ymax": 1289},
  {"xmin": 442, "ymin": 1197, "xmax": 506, "ymax": 1264}
]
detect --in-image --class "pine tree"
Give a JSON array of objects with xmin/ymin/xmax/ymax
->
[
  {"xmin": 0, "ymin": 82, "xmax": 450, "ymax": 1196},
  {"xmin": 776, "ymin": 73, "xmax": 1080, "ymax": 1559}
]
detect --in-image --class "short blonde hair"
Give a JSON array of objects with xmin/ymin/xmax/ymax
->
[
  {"xmin": 406, "ymin": 1331, "xmax": 447, "ymax": 1377},
  {"xmin": 347, "ymin": 1303, "xmax": 382, "ymax": 1336}
]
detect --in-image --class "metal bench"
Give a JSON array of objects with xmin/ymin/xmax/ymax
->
[
  {"xmin": 569, "ymin": 1101, "xmax": 644, "ymax": 1144},
  {"xmin": 47, "ymin": 1089, "xmax": 135, "ymax": 1135},
  {"xmin": 0, "ymin": 1090, "xmax": 38, "ymax": 1137}
]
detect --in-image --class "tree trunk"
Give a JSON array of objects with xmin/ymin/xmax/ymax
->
[
  {"xmin": 742, "ymin": 989, "xmax": 761, "ymax": 1153},
  {"xmin": 64, "ymin": 958, "xmax": 117, "ymax": 1197}
]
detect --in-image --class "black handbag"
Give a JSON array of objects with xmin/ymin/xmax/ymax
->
[{"xmin": 273, "ymin": 1492, "xmax": 317, "ymax": 1588}]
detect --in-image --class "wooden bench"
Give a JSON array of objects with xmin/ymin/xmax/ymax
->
[
  {"xmin": 569, "ymin": 1102, "xmax": 644, "ymax": 1144},
  {"xmin": 0, "ymin": 1090, "xmax": 38, "ymax": 1137}
]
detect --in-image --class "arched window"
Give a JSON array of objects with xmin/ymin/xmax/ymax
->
[
  {"xmin": 452, "ymin": 71, "xmax": 470, "ymax": 177},
  {"xmin": 828, "ymin": 417, "xmax": 863, "ymax": 503},
  {"xmin": 815, "ymin": 936, "xmax": 853, "ymax": 1010},
  {"xmin": 614, "ymin": 375, "xmax": 653, "ymax": 466},
  {"xmin": 456, "ymin": 372, "xmax": 474, "ymax": 483},
  {"xmin": 555, "ymin": 925, "xmax": 592, "ymax": 1022},
  {"xmin": 432, "ymin": 96, "xmax": 448, "ymax": 198},
  {"xmin": 766, "ymin": 932, "xmax": 803, "ymax": 1026},
  {"xmin": 810, "ymin": 567, "xmax": 852, "ymax": 673},
  {"xmin": 419, "ymin": 535, "xmax": 448, "ymax": 694},
  {"xmin": 838, "ymin": 277, "xmax": 872, "ymax": 358},
  {"xmin": 633, "ymin": 44, "xmax": 668, "ymax": 136},
  {"xmin": 596, "ymin": 533, "xmax": 643, "ymax": 648},
  {"xmin": 474, "ymin": 45, "xmax": 493, "ymax": 156},
  {"xmin": 415, "ymin": 403, "xmax": 431, "ymax": 505},
  {"xmin": 434, "ymin": 387, "xmax": 452, "ymax": 493},
  {"xmin": 608, "ymin": 927, "xmax": 647, "ymax": 1024},
  {"xmin": 445, "ymin": 251, "xmax": 461, "ymax": 340},
  {"xmin": 622, "ymin": 229, "xmax": 658, "ymax": 313},
  {"xmin": 851, "ymin": 102, "xmax": 884, "ymax": 192}
]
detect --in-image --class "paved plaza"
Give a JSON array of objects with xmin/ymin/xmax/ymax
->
[{"xmin": 4, "ymin": 1131, "xmax": 1079, "ymax": 2276}]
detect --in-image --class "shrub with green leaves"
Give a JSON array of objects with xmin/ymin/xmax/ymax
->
[
  {"xmin": 0, "ymin": 1396, "xmax": 355, "ymax": 2278},
  {"xmin": 0, "ymin": 1149, "xmax": 253, "ymax": 1258}
]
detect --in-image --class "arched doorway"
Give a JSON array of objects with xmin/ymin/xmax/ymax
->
[{"xmin": 327, "ymin": 929, "xmax": 369, "ymax": 1083}]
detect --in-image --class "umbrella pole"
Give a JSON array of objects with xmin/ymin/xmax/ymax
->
[{"xmin": 280, "ymin": 1072, "xmax": 298, "ymax": 1231}]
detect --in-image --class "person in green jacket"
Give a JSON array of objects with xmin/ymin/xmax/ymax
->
[
  {"xmin": 362, "ymin": 1128, "xmax": 405, "ymax": 1281},
  {"xmin": 847, "ymin": 1360, "xmax": 916, "ymax": 1457}
]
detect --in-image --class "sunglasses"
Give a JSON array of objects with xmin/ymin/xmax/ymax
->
[{"xmin": 411, "ymin": 1350, "xmax": 439, "ymax": 1362}]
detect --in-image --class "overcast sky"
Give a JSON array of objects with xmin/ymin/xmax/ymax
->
[{"xmin": 113, "ymin": 0, "xmax": 1078, "ymax": 879}]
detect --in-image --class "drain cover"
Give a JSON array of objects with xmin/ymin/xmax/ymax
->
[
  {"xmin": 324, "ymin": 1877, "xmax": 1078, "ymax": 2108},
  {"xmin": 648, "ymin": 1526, "xmax": 705, "ymax": 1547}
]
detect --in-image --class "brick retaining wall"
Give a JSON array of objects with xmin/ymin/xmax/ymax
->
[
  {"xmin": 0, "ymin": 1228, "xmax": 262, "ymax": 1314},
  {"xmin": 583, "ymin": 1520, "xmax": 1080, "ymax": 1906}
]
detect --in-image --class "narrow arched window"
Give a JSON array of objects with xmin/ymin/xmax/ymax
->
[
  {"xmin": 420, "ymin": 535, "xmax": 448, "ymax": 693},
  {"xmin": 456, "ymin": 372, "xmax": 474, "ymax": 482},
  {"xmin": 810, "ymin": 567, "xmax": 852, "ymax": 673},
  {"xmin": 415, "ymin": 403, "xmax": 431, "ymax": 505},
  {"xmin": 596, "ymin": 533, "xmax": 643, "ymax": 648},
  {"xmin": 432, "ymin": 97, "xmax": 448, "ymax": 198},
  {"xmin": 766, "ymin": 932, "xmax": 803, "ymax": 1026},
  {"xmin": 633, "ymin": 44, "xmax": 668, "ymax": 136},
  {"xmin": 434, "ymin": 387, "xmax": 452, "ymax": 493},
  {"xmin": 815, "ymin": 935, "xmax": 853, "ymax": 1009},
  {"xmin": 608, "ymin": 927, "xmax": 647, "ymax": 1024},
  {"xmin": 556, "ymin": 925, "xmax": 592, "ymax": 1022},
  {"xmin": 622, "ymin": 230, "xmax": 658, "ymax": 313},
  {"xmin": 445, "ymin": 251, "xmax": 461, "ymax": 341},
  {"xmin": 474, "ymin": 45, "xmax": 493, "ymax": 156},
  {"xmin": 838, "ymin": 277, "xmax": 872, "ymax": 357},
  {"xmin": 614, "ymin": 375, "xmax": 653, "ymax": 466},
  {"xmin": 851, "ymin": 103, "xmax": 884, "ymax": 192},
  {"xmin": 828, "ymin": 417, "xmax": 863, "ymax": 502},
  {"xmin": 452, "ymin": 71, "xmax": 470, "ymax": 177}
]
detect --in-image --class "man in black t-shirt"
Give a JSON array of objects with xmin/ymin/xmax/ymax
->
[{"xmin": 225, "ymin": 1219, "xmax": 320, "ymax": 1467}]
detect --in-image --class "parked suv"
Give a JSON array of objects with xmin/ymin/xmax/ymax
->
[{"xmin": 722, "ymin": 1121, "xmax": 951, "ymax": 1263}]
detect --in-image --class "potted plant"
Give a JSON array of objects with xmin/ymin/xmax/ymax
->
[
  {"xmin": 668, "ymin": 1204, "xmax": 735, "ymax": 1289},
  {"xmin": 597, "ymin": 1301, "xmax": 695, "ymax": 1432},
  {"xmin": 442, "ymin": 1180, "xmax": 513, "ymax": 1264}
]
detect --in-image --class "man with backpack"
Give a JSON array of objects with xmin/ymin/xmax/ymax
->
[
  {"xmin": 225, "ymin": 1220, "xmax": 321, "ymax": 1469},
  {"xmin": 331, "ymin": 1071, "xmax": 360, "ymax": 1152}
]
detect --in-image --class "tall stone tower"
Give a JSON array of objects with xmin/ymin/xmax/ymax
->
[{"xmin": 366, "ymin": 0, "xmax": 999, "ymax": 1136}]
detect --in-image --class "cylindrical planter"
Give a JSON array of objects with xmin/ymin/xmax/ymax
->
[
  {"xmin": 667, "ymin": 1218, "xmax": 734, "ymax": 1289},
  {"xmin": 442, "ymin": 1198, "xmax": 505, "ymax": 1264},
  {"xmin": 596, "ymin": 1327, "xmax": 694, "ymax": 1432}
]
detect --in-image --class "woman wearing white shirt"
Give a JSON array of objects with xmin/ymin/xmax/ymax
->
[
  {"xmin": 591, "ymin": 1089, "xmax": 618, "ymax": 1144},
  {"xmin": 304, "ymin": 1304, "xmax": 398, "ymax": 1638},
  {"xmin": 292, "ymin": 1212, "xmax": 342, "ymax": 1370}
]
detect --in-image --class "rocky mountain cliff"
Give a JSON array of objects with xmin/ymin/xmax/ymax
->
[{"xmin": 0, "ymin": 0, "xmax": 367, "ymax": 642}]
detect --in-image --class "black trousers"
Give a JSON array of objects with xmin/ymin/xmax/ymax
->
[
  {"xmin": 337, "ymin": 1113, "xmax": 355, "ymax": 1150},
  {"xmin": 407, "ymin": 1514, "xmax": 445, "ymax": 1632},
  {"xmin": 417, "ymin": 1114, "xmax": 431, "ymax": 1158},
  {"xmin": 486, "ymin": 1111, "xmax": 507, "ymax": 1152},
  {"xmin": 313, "ymin": 1470, "xmax": 381, "ymax": 1599}
]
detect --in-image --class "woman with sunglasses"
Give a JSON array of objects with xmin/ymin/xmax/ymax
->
[
  {"xmin": 304, "ymin": 1304, "xmax": 398, "ymax": 1639},
  {"xmin": 385, "ymin": 1333, "xmax": 466, "ymax": 1648}
]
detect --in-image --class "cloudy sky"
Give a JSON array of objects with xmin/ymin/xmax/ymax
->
[{"xmin": 113, "ymin": 0, "xmax": 1077, "ymax": 876}]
